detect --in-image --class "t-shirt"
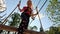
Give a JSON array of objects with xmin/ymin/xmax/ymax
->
[{"xmin": 21, "ymin": 6, "xmax": 32, "ymax": 15}]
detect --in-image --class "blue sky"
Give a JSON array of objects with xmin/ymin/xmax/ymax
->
[{"xmin": 0, "ymin": 0, "xmax": 54, "ymax": 32}]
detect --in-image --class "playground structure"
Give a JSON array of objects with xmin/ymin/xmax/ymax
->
[
  {"xmin": 0, "ymin": 24, "xmax": 46, "ymax": 34},
  {"xmin": 0, "ymin": 0, "xmax": 48, "ymax": 34}
]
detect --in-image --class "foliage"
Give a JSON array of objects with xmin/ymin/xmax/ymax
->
[
  {"xmin": 8, "ymin": 12, "xmax": 21, "ymax": 27},
  {"xmin": 46, "ymin": 0, "xmax": 60, "ymax": 24},
  {"xmin": 46, "ymin": 26, "xmax": 60, "ymax": 34},
  {"xmin": 7, "ymin": 12, "xmax": 21, "ymax": 34}
]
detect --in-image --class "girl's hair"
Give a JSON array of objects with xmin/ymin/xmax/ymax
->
[{"xmin": 27, "ymin": 0, "xmax": 32, "ymax": 6}]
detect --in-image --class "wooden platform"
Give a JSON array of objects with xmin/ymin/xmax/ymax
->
[{"xmin": 0, "ymin": 24, "xmax": 46, "ymax": 34}]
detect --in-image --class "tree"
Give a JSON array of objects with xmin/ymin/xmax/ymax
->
[
  {"xmin": 9, "ymin": 12, "xmax": 21, "ymax": 27},
  {"xmin": 46, "ymin": 26, "xmax": 60, "ymax": 34},
  {"xmin": 46, "ymin": 0, "xmax": 60, "ymax": 24},
  {"xmin": 7, "ymin": 12, "xmax": 21, "ymax": 34}
]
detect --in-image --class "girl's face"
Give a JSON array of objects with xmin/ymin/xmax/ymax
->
[{"xmin": 27, "ymin": 0, "xmax": 32, "ymax": 8}]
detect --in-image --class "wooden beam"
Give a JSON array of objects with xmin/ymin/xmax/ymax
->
[
  {"xmin": 0, "ymin": 24, "xmax": 18, "ymax": 32},
  {"xmin": 0, "ymin": 24, "xmax": 46, "ymax": 34}
]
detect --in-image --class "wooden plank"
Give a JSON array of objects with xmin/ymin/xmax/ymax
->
[
  {"xmin": 0, "ymin": 24, "xmax": 46, "ymax": 34},
  {"xmin": 0, "ymin": 24, "xmax": 18, "ymax": 32}
]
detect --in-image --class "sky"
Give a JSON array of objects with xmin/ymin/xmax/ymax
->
[{"xmin": 0, "ymin": 0, "xmax": 54, "ymax": 32}]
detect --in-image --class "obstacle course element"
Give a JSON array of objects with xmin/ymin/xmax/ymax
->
[{"xmin": 0, "ymin": 24, "xmax": 46, "ymax": 34}]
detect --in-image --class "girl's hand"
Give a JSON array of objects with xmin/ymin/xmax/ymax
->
[
  {"xmin": 17, "ymin": 4, "xmax": 20, "ymax": 7},
  {"xmin": 36, "ymin": 11, "xmax": 38, "ymax": 15}
]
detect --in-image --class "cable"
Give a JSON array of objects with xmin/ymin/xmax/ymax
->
[
  {"xmin": 39, "ymin": 0, "xmax": 47, "ymax": 12},
  {"xmin": 0, "ymin": 13, "xmax": 6, "ymax": 18},
  {"xmin": 36, "ymin": 7, "xmax": 44, "ymax": 32},
  {"xmin": 29, "ymin": 0, "xmax": 47, "ymax": 25},
  {"xmin": 36, "ymin": 0, "xmax": 48, "ymax": 32},
  {"xmin": 29, "ymin": 0, "xmax": 41, "ymax": 25},
  {"xmin": 29, "ymin": 0, "xmax": 48, "ymax": 32},
  {"xmin": 36, "ymin": 0, "xmax": 41, "ymax": 8}
]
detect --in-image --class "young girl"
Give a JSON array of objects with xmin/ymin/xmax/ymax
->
[{"xmin": 17, "ymin": 0, "xmax": 38, "ymax": 34}]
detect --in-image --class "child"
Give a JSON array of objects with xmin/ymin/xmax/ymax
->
[{"xmin": 17, "ymin": 0, "xmax": 38, "ymax": 34}]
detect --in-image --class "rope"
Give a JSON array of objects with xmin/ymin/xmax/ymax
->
[
  {"xmin": 35, "ymin": 0, "xmax": 41, "ymax": 8},
  {"xmin": 29, "ymin": 0, "xmax": 41, "ymax": 25},
  {"xmin": 36, "ymin": 7, "xmax": 44, "ymax": 31},
  {"xmin": 36, "ymin": 0, "xmax": 48, "ymax": 31},
  {"xmin": 39, "ymin": 0, "xmax": 47, "ymax": 12},
  {"xmin": 0, "ymin": 13, "xmax": 6, "ymax": 18},
  {"xmin": 1, "ymin": 0, "xmax": 22, "ymax": 24},
  {"xmin": 29, "ymin": 0, "xmax": 48, "ymax": 31}
]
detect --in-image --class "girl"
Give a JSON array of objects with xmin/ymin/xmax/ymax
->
[{"xmin": 17, "ymin": 0, "xmax": 38, "ymax": 34}]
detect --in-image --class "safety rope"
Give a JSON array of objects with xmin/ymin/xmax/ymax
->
[
  {"xmin": 36, "ymin": 7, "xmax": 44, "ymax": 32},
  {"xmin": 29, "ymin": 0, "xmax": 48, "ymax": 31},
  {"xmin": 0, "ymin": 13, "xmax": 6, "ymax": 18},
  {"xmin": 29, "ymin": 0, "xmax": 41, "ymax": 25},
  {"xmin": 35, "ymin": 0, "xmax": 41, "ymax": 8},
  {"xmin": 39, "ymin": 0, "xmax": 47, "ymax": 12},
  {"xmin": 37, "ymin": 0, "xmax": 47, "ymax": 32},
  {"xmin": 29, "ymin": 0, "xmax": 47, "ymax": 24}
]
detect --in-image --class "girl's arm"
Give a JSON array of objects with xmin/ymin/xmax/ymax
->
[
  {"xmin": 17, "ymin": 4, "xmax": 24, "ymax": 12},
  {"xmin": 30, "ymin": 12, "xmax": 38, "ymax": 20},
  {"xmin": 30, "ymin": 12, "xmax": 38, "ymax": 16}
]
